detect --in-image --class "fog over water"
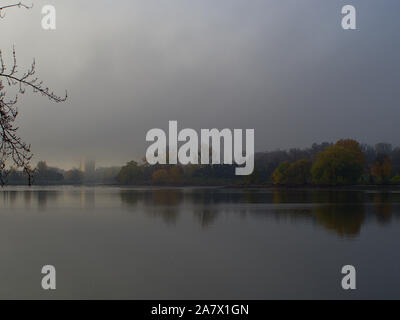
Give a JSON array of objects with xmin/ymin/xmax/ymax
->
[{"xmin": 0, "ymin": 0, "xmax": 399, "ymax": 168}]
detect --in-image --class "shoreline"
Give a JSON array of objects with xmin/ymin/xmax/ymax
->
[{"xmin": 2, "ymin": 183, "xmax": 400, "ymax": 191}]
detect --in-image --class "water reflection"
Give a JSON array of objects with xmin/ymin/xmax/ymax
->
[
  {"xmin": 373, "ymin": 192, "xmax": 393, "ymax": 224},
  {"xmin": 120, "ymin": 189, "xmax": 183, "ymax": 224},
  {"xmin": 0, "ymin": 187, "xmax": 399, "ymax": 238},
  {"xmin": 269, "ymin": 190, "xmax": 397, "ymax": 238},
  {"xmin": 118, "ymin": 188, "xmax": 400, "ymax": 237},
  {"xmin": 313, "ymin": 204, "xmax": 365, "ymax": 238},
  {"xmin": 193, "ymin": 206, "xmax": 220, "ymax": 228}
]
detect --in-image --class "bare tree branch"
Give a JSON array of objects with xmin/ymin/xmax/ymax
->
[
  {"xmin": 0, "ymin": 49, "xmax": 68, "ymax": 102},
  {"xmin": 0, "ymin": 2, "xmax": 67, "ymax": 186},
  {"xmin": 0, "ymin": 2, "xmax": 32, "ymax": 18}
]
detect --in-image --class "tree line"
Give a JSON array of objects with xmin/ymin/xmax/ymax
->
[
  {"xmin": 4, "ymin": 139, "xmax": 400, "ymax": 186},
  {"xmin": 116, "ymin": 139, "xmax": 400, "ymax": 186},
  {"xmin": 6, "ymin": 161, "xmax": 120, "ymax": 185},
  {"xmin": 270, "ymin": 140, "xmax": 399, "ymax": 186}
]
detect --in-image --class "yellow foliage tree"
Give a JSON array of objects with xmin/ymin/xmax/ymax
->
[
  {"xmin": 152, "ymin": 169, "xmax": 169, "ymax": 184},
  {"xmin": 371, "ymin": 155, "xmax": 392, "ymax": 184}
]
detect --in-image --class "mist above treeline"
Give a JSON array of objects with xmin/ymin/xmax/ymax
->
[{"xmin": 5, "ymin": 140, "xmax": 400, "ymax": 186}]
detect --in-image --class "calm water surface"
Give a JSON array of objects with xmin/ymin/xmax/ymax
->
[{"xmin": 0, "ymin": 186, "xmax": 399, "ymax": 299}]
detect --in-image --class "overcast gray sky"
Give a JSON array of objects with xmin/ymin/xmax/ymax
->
[{"xmin": 1, "ymin": 0, "xmax": 399, "ymax": 168}]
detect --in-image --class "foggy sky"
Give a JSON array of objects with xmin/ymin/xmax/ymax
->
[{"xmin": 1, "ymin": 0, "xmax": 399, "ymax": 168}]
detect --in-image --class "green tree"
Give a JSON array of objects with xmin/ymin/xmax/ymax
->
[
  {"xmin": 271, "ymin": 161, "xmax": 291, "ymax": 185},
  {"xmin": 311, "ymin": 144, "xmax": 364, "ymax": 185},
  {"xmin": 286, "ymin": 159, "xmax": 313, "ymax": 185},
  {"xmin": 118, "ymin": 161, "xmax": 145, "ymax": 184},
  {"xmin": 272, "ymin": 159, "xmax": 312, "ymax": 185},
  {"xmin": 391, "ymin": 175, "xmax": 400, "ymax": 185}
]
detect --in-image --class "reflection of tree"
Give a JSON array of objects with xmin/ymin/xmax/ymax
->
[
  {"xmin": 313, "ymin": 204, "xmax": 365, "ymax": 238},
  {"xmin": 120, "ymin": 190, "xmax": 139, "ymax": 207},
  {"xmin": 373, "ymin": 192, "xmax": 392, "ymax": 224},
  {"xmin": 272, "ymin": 189, "xmax": 365, "ymax": 204},
  {"xmin": 148, "ymin": 190, "xmax": 183, "ymax": 225},
  {"xmin": 150, "ymin": 190, "xmax": 183, "ymax": 207},
  {"xmin": 194, "ymin": 208, "xmax": 219, "ymax": 228},
  {"xmin": 271, "ymin": 190, "xmax": 367, "ymax": 237},
  {"xmin": 36, "ymin": 191, "xmax": 59, "ymax": 210},
  {"xmin": 23, "ymin": 189, "xmax": 32, "ymax": 206},
  {"xmin": 80, "ymin": 190, "xmax": 95, "ymax": 209},
  {"xmin": 242, "ymin": 190, "xmax": 264, "ymax": 204},
  {"xmin": 149, "ymin": 206, "xmax": 180, "ymax": 225},
  {"xmin": 119, "ymin": 189, "xmax": 246, "ymax": 227},
  {"xmin": 117, "ymin": 188, "xmax": 399, "ymax": 232},
  {"xmin": 187, "ymin": 189, "xmax": 231, "ymax": 205},
  {"xmin": 0, "ymin": 189, "xmax": 61, "ymax": 209},
  {"xmin": 0, "ymin": 191, "xmax": 18, "ymax": 206},
  {"xmin": 120, "ymin": 189, "xmax": 183, "ymax": 225},
  {"xmin": 272, "ymin": 189, "xmax": 311, "ymax": 203}
]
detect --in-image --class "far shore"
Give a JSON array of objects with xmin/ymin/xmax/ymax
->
[{"xmin": 2, "ymin": 183, "xmax": 400, "ymax": 191}]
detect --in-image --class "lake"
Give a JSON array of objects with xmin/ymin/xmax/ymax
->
[{"xmin": 0, "ymin": 186, "xmax": 399, "ymax": 299}]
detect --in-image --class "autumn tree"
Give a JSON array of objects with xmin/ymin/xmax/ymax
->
[
  {"xmin": 286, "ymin": 159, "xmax": 313, "ymax": 185},
  {"xmin": 311, "ymin": 141, "xmax": 364, "ymax": 185},
  {"xmin": 152, "ymin": 169, "xmax": 169, "ymax": 184},
  {"xmin": 0, "ymin": 2, "xmax": 66, "ymax": 185},
  {"xmin": 371, "ymin": 154, "xmax": 392, "ymax": 184},
  {"xmin": 336, "ymin": 139, "xmax": 365, "ymax": 166},
  {"xmin": 151, "ymin": 167, "xmax": 183, "ymax": 184},
  {"xmin": 168, "ymin": 166, "xmax": 183, "ymax": 183},
  {"xmin": 271, "ymin": 161, "xmax": 290, "ymax": 185},
  {"xmin": 272, "ymin": 159, "xmax": 312, "ymax": 185}
]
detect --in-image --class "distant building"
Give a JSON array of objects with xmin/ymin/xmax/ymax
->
[{"xmin": 80, "ymin": 159, "xmax": 95, "ymax": 175}]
